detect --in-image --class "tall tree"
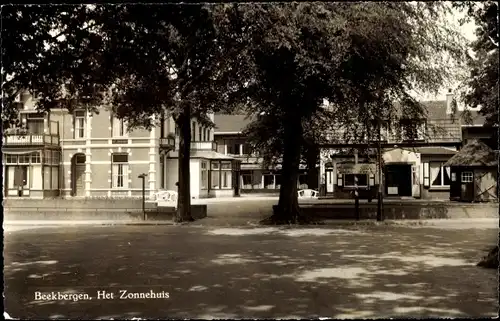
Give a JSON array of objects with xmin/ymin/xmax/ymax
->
[
  {"xmin": 2, "ymin": 5, "xmax": 243, "ymax": 222},
  {"xmin": 222, "ymin": 2, "xmax": 467, "ymax": 224},
  {"xmin": 455, "ymin": 1, "xmax": 498, "ymax": 127}
]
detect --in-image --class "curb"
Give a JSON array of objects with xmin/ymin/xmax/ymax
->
[{"xmin": 3, "ymin": 220, "xmax": 176, "ymax": 226}]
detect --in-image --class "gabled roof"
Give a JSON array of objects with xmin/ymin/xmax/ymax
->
[
  {"xmin": 445, "ymin": 140, "xmax": 498, "ymax": 167},
  {"xmin": 213, "ymin": 100, "xmax": 469, "ymax": 135},
  {"xmin": 214, "ymin": 114, "xmax": 254, "ymax": 134}
]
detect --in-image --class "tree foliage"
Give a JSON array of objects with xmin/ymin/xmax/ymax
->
[
  {"xmin": 219, "ymin": 2, "xmax": 467, "ymax": 224},
  {"xmin": 455, "ymin": 1, "xmax": 499, "ymax": 127},
  {"xmin": 2, "ymin": 4, "xmax": 242, "ymax": 222}
]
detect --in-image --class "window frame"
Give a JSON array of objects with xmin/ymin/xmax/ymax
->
[
  {"xmin": 430, "ymin": 162, "xmax": 451, "ymax": 187},
  {"xmin": 74, "ymin": 110, "xmax": 86, "ymax": 139},
  {"xmin": 343, "ymin": 173, "xmax": 369, "ymax": 188},
  {"xmin": 111, "ymin": 153, "xmax": 129, "ymax": 189},
  {"xmin": 461, "ymin": 171, "xmax": 473, "ymax": 183}
]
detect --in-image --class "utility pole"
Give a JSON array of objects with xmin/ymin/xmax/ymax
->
[{"xmin": 354, "ymin": 149, "xmax": 360, "ymax": 220}]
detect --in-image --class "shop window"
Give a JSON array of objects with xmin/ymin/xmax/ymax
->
[{"xmin": 344, "ymin": 174, "xmax": 368, "ymax": 187}]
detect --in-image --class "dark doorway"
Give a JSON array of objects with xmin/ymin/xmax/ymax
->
[
  {"xmin": 385, "ymin": 164, "xmax": 412, "ymax": 197},
  {"xmin": 71, "ymin": 154, "xmax": 86, "ymax": 196}
]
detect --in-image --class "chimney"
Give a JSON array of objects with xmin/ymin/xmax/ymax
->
[{"xmin": 446, "ymin": 89, "xmax": 454, "ymax": 115}]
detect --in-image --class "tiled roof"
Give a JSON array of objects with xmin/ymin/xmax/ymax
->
[
  {"xmin": 213, "ymin": 100, "xmax": 478, "ymax": 135},
  {"xmin": 415, "ymin": 147, "xmax": 457, "ymax": 155},
  {"xmin": 445, "ymin": 140, "xmax": 497, "ymax": 167},
  {"xmin": 464, "ymin": 110, "xmax": 487, "ymax": 125},
  {"xmin": 421, "ymin": 100, "xmax": 449, "ymax": 119},
  {"xmin": 214, "ymin": 114, "xmax": 254, "ymax": 133}
]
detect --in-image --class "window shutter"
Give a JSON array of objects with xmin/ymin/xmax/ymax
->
[
  {"xmin": 423, "ymin": 162, "xmax": 430, "ymax": 187},
  {"xmin": 369, "ymin": 173, "xmax": 375, "ymax": 186},
  {"xmin": 337, "ymin": 173, "xmax": 343, "ymax": 187}
]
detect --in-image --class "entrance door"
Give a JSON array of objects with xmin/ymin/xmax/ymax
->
[
  {"xmin": 6, "ymin": 165, "xmax": 29, "ymax": 196},
  {"xmin": 385, "ymin": 164, "xmax": 412, "ymax": 197},
  {"xmin": 460, "ymin": 171, "xmax": 475, "ymax": 202},
  {"xmin": 325, "ymin": 169, "xmax": 334, "ymax": 193},
  {"xmin": 72, "ymin": 154, "xmax": 86, "ymax": 196}
]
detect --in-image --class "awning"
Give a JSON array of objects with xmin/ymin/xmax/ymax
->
[
  {"xmin": 167, "ymin": 150, "xmax": 237, "ymax": 160},
  {"xmin": 2, "ymin": 149, "xmax": 40, "ymax": 155}
]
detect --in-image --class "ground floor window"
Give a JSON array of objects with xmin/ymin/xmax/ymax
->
[
  {"xmin": 160, "ymin": 156, "xmax": 165, "ymax": 189},
  {"xmin": 112, "ymin": 154, "xmax": 129, "ymax": 188},
  {"xmin": 298, "ymin": 174, "xmax": 308, "ymax": 189},
  {"xmin": 344, "ymin": 174, "xmax": 368, "ymax": 187},
  {"xmin": 430, "ymin": 162, "xmax": 450, "ymax": 187},
  {"xmin": 201, "ymin": 161, "xmax": 208, "ymax": 189},
  {"xmin": 210, "ymin": 160, "xmax": 233, "ymax": 189},
  {"xmin": 241, "ymin": 172, "xmax": 253, "ymax": 189},
  {"xmin": 263, "ymin": 173, "xmax": 274, "ymax": 189}
]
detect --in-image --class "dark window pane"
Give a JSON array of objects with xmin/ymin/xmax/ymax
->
[
  {"xmin": 112, "ymin": 154, "xmax": 128, "ymax": 163},
  {"xmin": 344, "ymin": 174, "xmax": 355, "ymax": 186},
  {"xmin": 357, "ymin": 174, "xmax": 368, "ymax": 186},
  {"xmin": 443, "ymin": 167, "xmax": 450, "ymax": 185}
]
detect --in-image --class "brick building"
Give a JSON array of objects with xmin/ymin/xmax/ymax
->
[{"xmin": 2, "ymin": 93, "xmax": 239, "ymax": 199}]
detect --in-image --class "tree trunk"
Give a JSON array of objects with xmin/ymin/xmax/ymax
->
[
  {"xmin": 273, "ymin": 112, "xmax": 307, "ymax": 224},
  {"xmin": 306, "ymin": 145, "xmax": 319, "ymax": 190},
  {"xmin": 175, "ymin": 105, "xmax": 194, "ymax": 222}
]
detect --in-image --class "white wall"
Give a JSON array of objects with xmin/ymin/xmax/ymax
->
[
  {"xmin": 32, "ymin": 165, "xmax": 42, "ymax": 189},
  {"xmin": 166, "ymin": 158, "xmax": 179, "ymax": 191},
  {"xmin": 165, "ymin": 158, "xmax": 201, "ymax": 199},
  {"xmin": 190, "ymin": 159, "xmax": 200, "ymax": 199},
  {"xmin": 7, "ymin": 167, "xmax": 15, "ymax": 188}
]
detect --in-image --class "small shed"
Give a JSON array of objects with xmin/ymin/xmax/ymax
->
[{"xmin": 445, "ymin": 140, "xmax": 498, "ymax": 202}]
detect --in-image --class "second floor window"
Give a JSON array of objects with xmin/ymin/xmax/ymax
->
[
  {"xmin": 112, "ymin": 117, "xmax": 127, "ymax": 137},
  {"xmin": 74, "ymin": 110, "xmax": 85, "ymax": 138},
  {"xmin": 192, "ymin": 122, "xmax": 196, "ymax": 141},
  {"xmin": 199, "ymin": 125, "xmax": 203, "ymax": 141},
  {"xmin": 26, "ymin": 113, "xmax": 45, "ymax": 135},
  {"xmin": 112, "ymin": 154, "xmax": 129, "ymax": 188}
]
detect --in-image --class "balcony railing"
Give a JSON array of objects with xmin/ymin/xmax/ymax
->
[
  {"xmin": 174, "ymin": 141, "xmax": 217, "ymax": 151},
  {"xmin": 2, "ymin": 133, "xmax": 60, "ymax": 146},
  {"xmin": 159, "ymin": 137, "xmax": 175, "ymax": 149}
]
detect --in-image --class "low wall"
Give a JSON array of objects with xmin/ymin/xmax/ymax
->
[
  {"xmin": 273, "ymin": 203, "xmax": 498, "ymax": 220},
  {"xmin": 4, "ymin": 198, "xmax": 207, "ymax": 221},
  {"xmin": 139, "ymin": 205, "xmax": 207, "ymax": 220}
]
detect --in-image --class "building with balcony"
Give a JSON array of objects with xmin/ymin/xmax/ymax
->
[
  {"xmin": 2, "ymin": 96, "xmax": 62, "ymax": 198},
  {"xmin": 2, "ymin": 93, "xmax": 239, "ymax": 199}
]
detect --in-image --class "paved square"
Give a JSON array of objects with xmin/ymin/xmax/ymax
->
[{"xmin": 4, "ymin": 223, "xmax": 498, "ymax": 319}]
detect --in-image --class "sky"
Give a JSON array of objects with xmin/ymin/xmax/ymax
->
[{"xmin": 418, "ymin": 6, "xmax": 478, "ymax": 102}]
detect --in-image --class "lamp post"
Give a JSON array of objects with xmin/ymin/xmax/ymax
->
[{"xmin": 138, "ymin": 173, "xmax": 147, "ymax": 220}]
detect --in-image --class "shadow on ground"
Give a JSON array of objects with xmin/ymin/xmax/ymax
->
[{"xmin": 4, "ymin": 225, "xmax": 498, "ymax": 319}]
